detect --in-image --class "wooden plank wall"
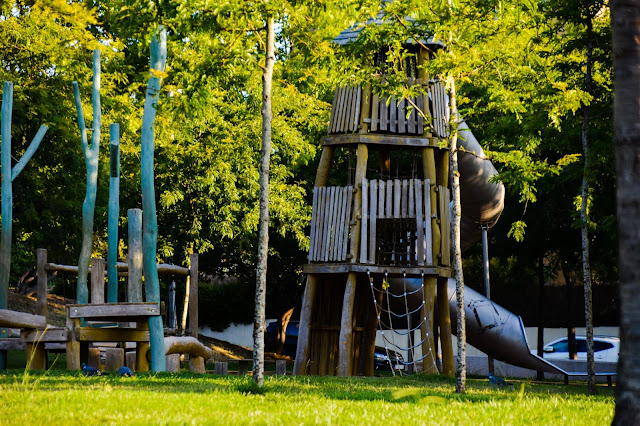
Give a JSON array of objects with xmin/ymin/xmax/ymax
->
[
  {"xmin": 308, "ymin": 186, "xmax": 353, "ymax": 262},
  {"xmin": 328, "ymin": 85, "xmax": 361, "ymax": 134},
  {"xmin": 369, "ymin": 78, "xmax": 425, "ymax": 135},
  {"xmin": 430, "ymin": 80, "xmax": 449, "ymax": 139},
  {"xmin": 439, "ymin": 186, "xmax": 451, "ymax": 266},
  {"xmin": 358, "ymin": 178, "xmax": 434, "ymax": 266}
]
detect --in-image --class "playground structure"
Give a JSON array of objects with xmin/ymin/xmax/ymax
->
[
  {"xmin": 0, "ymin": 27, "xmax": 216, "ymax": 374},
  {"xmin": 292, "ymin": 20, "xmax": 505, "ymax": 377}
]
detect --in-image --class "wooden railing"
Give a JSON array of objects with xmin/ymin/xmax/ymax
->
[
  {"xmin": 308, "ymin": 186, "xmax": 354, "ymax": 262},
  {"xmin": 327, "ymin": 79, "xmax": 450, "ymax": 139}
]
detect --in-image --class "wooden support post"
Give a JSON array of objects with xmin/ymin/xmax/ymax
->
[
  {"xmin": 437, "ymin": 276, "xmax": 454, "ymax": 376},
  {"xmin": 422, "ymin": 148, "xmax": 440, "ymax": 264},
  {"xmin": 66, "ymin": 313, "xmax": 81, "ymax": 370},
  {"xmin": 188, "ymin": 253, "xmax": 199, "ymax": 338},
  {"xmin": 362, "ymin": 276, "xmax": 383, "ymax": 376},
  {"xmin": 136, "ymin": 321, "xmax": 150, "ymax": 372},
  {"xmin": 293, "ymin": 275, "xmax": 316, "ymax": 375},
  {"xmin": 349, "ymin": 144, "xmax": 369, "ymax": 262},
  {"xmin": 125, "ymin": 351, "xmax": 136, "ymax": 368},
  {"xmin": 238, "ymin": 359, "xmax": 250, "ymax": 375},
  {"xmin": 437, "ymin": 150, "xmax": 450, "ymax": 189},
  {"xmin": 315, "ymin": 146, "xmax": 335, "ymax": 188},
  {"xmin": 421, "ymin": 275, "xmax": 438, "ymax": 374},
  {"xmin": 215, "ymin": 361, "xmax": 228, "ymax": 375},
  {"xmin": 276, "ymin": 359, "xmax": 287, "ymax": 376},
  {"xmin": 360, "ymin": 84, "xmax": 372, "ymax": 133},
  {"xmin": 127, "ymin": 208, "xmax": 143, "ymax": 303},
  {"xmin": 107, "ymin": 124, "xmax": 120, "ymax": 303},
  {"xmin": 166, "ymin": 353, "xmax": 180, "ymax": 372},
  {"xmin": 88, "ymin": 347, "xmax": 101, "ymax": 368},
  {"xmin": 36, "ymin": 249, "xmax": 48, "ymax": 319},
  {"xmin": 26, "ymin": 342, "xmax": 47, "ymax": 370},
  {"xmin": 189, "ymin": 356, "xmax": 205, "ymax": 374},
  {"xmin": 338, "ymin": 272, "xmax": 357, "ymax": 376},
  {"xmin": 90, "ymin": 258, "xmax": 105, "ymax": 304},
  {"xmin": 104, "ymin": 347, "xmax": 124, "ymax": 372}
]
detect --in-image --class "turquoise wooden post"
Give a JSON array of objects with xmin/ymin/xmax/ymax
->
[
  {"xmin": 141, "ymin": 27, "xmax": 167, "ymax": 372},
  {"xmin": 73, "ymin": 50, "xmax": 101, "ymax": 305},
  {"xmin": 107, "ymin": 123, "xmax": 120, "ymax": 303},
  {"xmin": 0, "ymin": 81, "xmax": 47, "ymax": 369}
]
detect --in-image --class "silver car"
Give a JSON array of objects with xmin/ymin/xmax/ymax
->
[{"xmin": 534, "ymin": 335, "xmax": 619, "ymax": 363}]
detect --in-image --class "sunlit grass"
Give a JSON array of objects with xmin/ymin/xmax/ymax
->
[{"xmin": 0, "ymin": 370, "xmax": 614, "ymax": 425}]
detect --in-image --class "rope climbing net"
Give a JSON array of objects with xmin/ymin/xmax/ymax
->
[{"xmin": 368, "ymin": 270, "xmax": 439, "ymax": 375}]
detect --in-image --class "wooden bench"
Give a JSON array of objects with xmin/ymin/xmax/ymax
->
[
  {"xmin": 66, "ymin": 302, "xmax": 160, "ymax": 371},
  {"xmin": 563, "ymin": 371, "xmax": 617, "ymax": 387}
]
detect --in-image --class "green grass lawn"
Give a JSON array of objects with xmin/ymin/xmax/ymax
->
[{"xmin": 0, "ymin": 367, "xmax": 614, "ymax": 425}]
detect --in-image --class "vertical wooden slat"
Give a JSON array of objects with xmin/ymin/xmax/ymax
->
[
  {"xmin": 331, "ymin": 187, "xmax": 344, "ymax": 261},
  {"xmin": 417, "ymin": 81, "xmax": 425, "ymax": 135},
  {"xmin": 401, "ymin": 180, "xmax": 408, "ymax": 218},
  {"xmin": 378, "ymin": 180, "xmax": 385, "ymax": 218},
  {"xmin": 360, "ymin": 84, "xmax": 372, "ymax": 133},
  {"xmin": 360, "ymin": 178, "xmax": 369, "ymax": 264},
  {"xmin": 422, "ymin": 81, "xmax": 432, "ymax": 137},
  {"xmin": 36, "ymin": 249, "xmax": 47, "ymax": 319},
  {"xmin": 188, "ymin": 253, "xmax": 199, "ymax": 339},
  {"xmin": 389, "ymin": 96, "xmax": 397, "ymax": 133},
  {"xmin": 350, "ymin": 86, "xmax": 361, "ymax": 132},
  {"xmin": 415, "ymin": 180, "xmax": 425, "ymax": 266},
  {"xmin": 329, "ymin": 86, "xmax": 340, "ymax": 133},
  {"xmin": 338, "ymin": 272, "xmax": 357, "ymax": 376},
  {"xmin": 341, "ymin": 86, "xmax": 354, "ymax": 132},
  {"xmin": 424, "ymin": 180, "xmax": 433, "ymax": 265},
  {"xmin": 309, "ymin": 187, "xmax": 319, "ymax": 261},
  {"xmin": 407, "ymin": 78, "xmax": 416, "ymax": 133},
  {"xmin": 386, "ymin": 180, "xmax": 393, "ymax": 218},
  {"xmin": 379, "ymin": 95, "xmax": 388, "ymax": 131},
  {"xmin": 330, "ymin": 87, "xmax": 342, "ymax": 134},
  {"xmin": 369, "ymin": 180, "xmax": 378, "ymax": 263},
  {"xmin": 323, "ymin": 187, "xmax": 337, "ymax": 262},
  {"xmin": 341, "ymin": 186, "xmax": 353, "ymax": 261},
  {"xmin": 408, "ymin": 179, "xmax": 415, "ymax": 218},
  {"xmin": 293, "ymin": 275, "xmax": 316, "ymax": 375},
  {"xmin": 314, "ymin": 187, "xmax": 327, "ymax": 262},
  {"xmin": 336, "ymin": 187, "xmax": 348, "ymax": 261},
  {"xmin": 336, "ymin": 87, "xmax": 347, "ymax": 132},
  {"xmin": 440, "ymin": 186, "xmax": 451, "ymax": 266},
  {"xmin": 398, "ymin": 98, "xmax": 406, "ymax": 133},
  {"xmin": 371, "ymin": 94, "xmax": 379, "ymax": 131},
  {"xmin": 393, "ymin": 179, "xmax": 401, "ymax": 218}
]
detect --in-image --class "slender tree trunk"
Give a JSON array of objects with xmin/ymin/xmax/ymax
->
[
  {"xmin": 253, "ymin": 18, "xmax": 275, "ymax": 387},
  {"xmin": 581, "ymin": 13, "xmax": 596, "ymax": 395},
  {"xmin": 107, "ymin": 123, "xmax": 120, "ymax": 303},
  {"xmin": 74, "ymin": 50, "xmax": 101, "ymax": 305},
  {"xmin": 448, "ymin": 77, "xmax": 466, "ymax": 394},
  {"xmin": 536, "ymin": 256, "xmax": 545, "ymax": 381},
  {"xmin": 141, "ymin": 28, "xmax": 167, "ymax": 372},
  {"xmin": 612, "ymin": 0, "xmax": 640, "ymax": 422}
]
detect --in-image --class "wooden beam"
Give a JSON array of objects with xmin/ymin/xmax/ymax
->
[
  {"xmin": 422, "ymin": 148, "xmax": 440, "ymax": 265},
  {"xmin": 293, "ymin": 274, "xmax": 316, "ymax": 375},
  {"xmin": 421, "ymin": 275, "xmax": 438, "ymax": 374},
  {"xmin": 322, "ymin": 134, "xmax": 437, "ymax": 148},
  {"xmin": 338, "ymin": 272, "xmax": 357, "ymax": 376},
  {"xmin": 314, "ymin": 146, "xmax": 335, "ymax": 188},
  {"xmin": 36, "ymin": 248, "xmax": 48, "ymax": 319},
  {"xmin": 302, "ymin": 263, "xmax": 451, "ymax": 277},
  {"xmin": 75, "ymin": 327, "xmax": 150, "ymax": 342},
  {"xmin": 67, "ymin": 302, "xmax": 160, "ymax": 319},
  {"xmin": 0, "ymin": 309, "xmax": 46, "ymax": 328},
  {"xmin": 21, "ymin": 327, "xmax": 68, "ymax": 343},
  {"xmin": 359, "ymin": 84, "xmax": 372, "ymax": 133},
  {"xmin": 437, "ymin": 276, "xmax": 455, "ymax": 376},
  {"xmin": 349, "ymin": 144, "xmax": 368, "ymax": 263},
  {"xmin": 26, "ymin": 342, "xmax": 47, "ymax": 370}
]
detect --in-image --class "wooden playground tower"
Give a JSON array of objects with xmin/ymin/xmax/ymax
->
[{"xmin": 293, "ymin": 38, "xmax": 456, "ymax": 377}]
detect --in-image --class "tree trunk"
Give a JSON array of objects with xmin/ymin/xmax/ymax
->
[
  {"xmin": 612, "ymin": 0, "xmax": 640, "ymax": 423},
  {"xmin": 107, "ymin": 123, "xmax": 120, "ymax": 303},
  {"xmin": 253, "ymin": 18, "xmax": 275, "ymax": 388},
  {"xmin": 448, "ymin": 77, "xmax": 466, "ymax": 394},
  {"xmin": 581, "ymin": 13, "xmax": 596, "ymax": 395},
  {"xmin": 536, "ymin": 256, "xmax": 545, "ymax": 381},
  {"xmin": 141, "ymin": 28, "xmax": 167, "ymax": 372},
  {"xmin": 74, "ymin": 50, "xmax": 101, "ymax": 305}
]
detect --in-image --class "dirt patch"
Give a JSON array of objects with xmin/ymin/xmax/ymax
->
[{"xmin": 8, "ymin": 292, "xmax": 72, "ymax": 327}]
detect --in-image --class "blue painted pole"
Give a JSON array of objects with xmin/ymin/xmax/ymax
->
[
  {"xmin": 107, "ymin": 123, "xmax": 120, "ymax": 303},
  {"xmin": 74, "ymin": 50, "xmax": 101, "ymax": 305},
  {"xmin": 141, "ymin": 27, "xmax": 167, "ymax": 372},
  {"xmin": 0, "ymin": 82, "xmax": 47, "ymax": 370}
]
